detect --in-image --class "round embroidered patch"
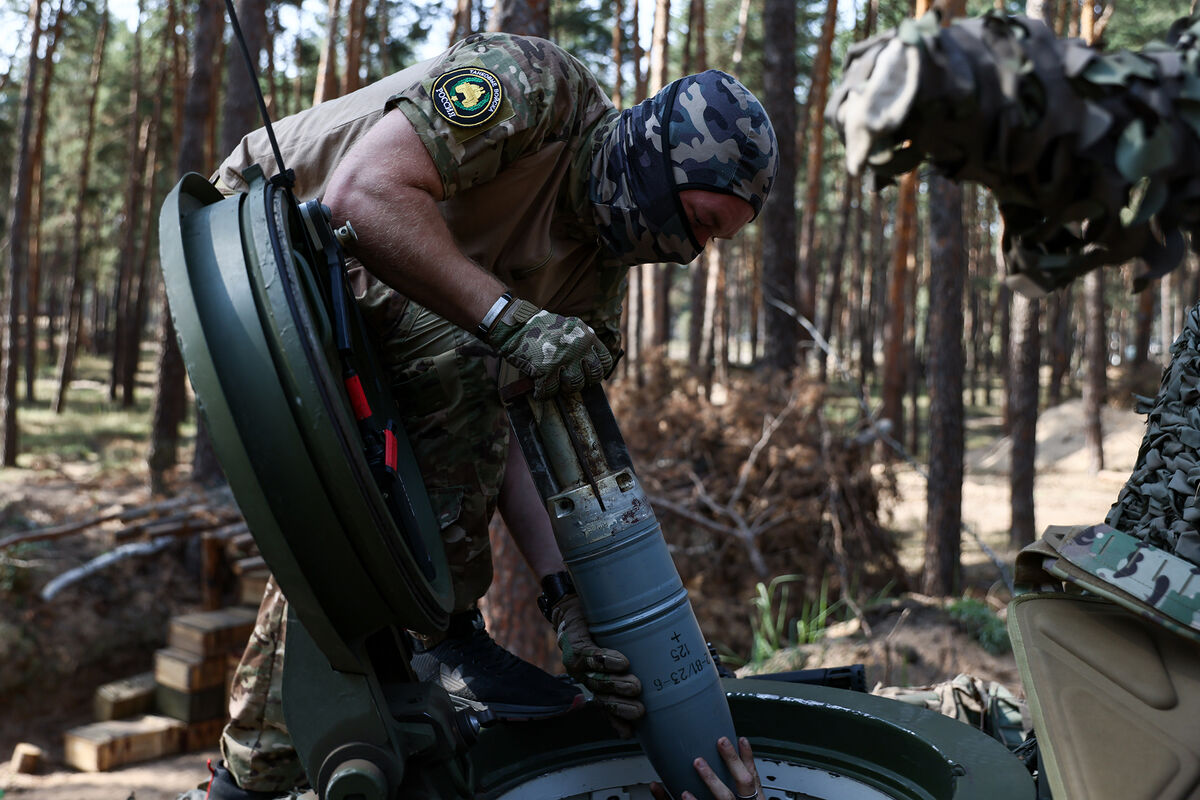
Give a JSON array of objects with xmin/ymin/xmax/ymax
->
[{"xmin": 431, "ymin": 67, "xmax": 504, "ymax": 128}]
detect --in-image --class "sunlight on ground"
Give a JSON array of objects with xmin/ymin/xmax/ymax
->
[{"xmin": 886, "ymin": 399, "xmax": 1148, "ymax": 581}]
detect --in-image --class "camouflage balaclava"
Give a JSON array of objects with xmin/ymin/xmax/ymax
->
[{"xmin": 589, "ymin": 70, "xmax": 778, "ymax": 266}]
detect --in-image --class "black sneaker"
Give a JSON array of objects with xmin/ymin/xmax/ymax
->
[
  {"xmin": 411, "ymin": 609, "xmax": 584, "ymax": 721},
  {"xmin": 180, "ymin": 760, "xmax": 300, "ymax": 800}
]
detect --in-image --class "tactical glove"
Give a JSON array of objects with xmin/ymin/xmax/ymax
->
[
  {"xmin": 484, "ymin": 298, "xmax": 613, "ymax": 399},
  {"xmin": 550, "ymin": 593, "xmax": 644, "ymax": 738}
]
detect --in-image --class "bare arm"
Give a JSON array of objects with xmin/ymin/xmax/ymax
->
[
  {"xmin": 497, "ymin": 429, "xmax": 565, "ymax": 580},
  {"xmin": 322, "ymin": 109, "xmax": 507, "ymax": 331}
]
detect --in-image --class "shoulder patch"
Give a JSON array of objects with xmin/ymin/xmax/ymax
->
[{"xmin": 431, "ymin": 67, "xmax": 504, "ymax": 128}]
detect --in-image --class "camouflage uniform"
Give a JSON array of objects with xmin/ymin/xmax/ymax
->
[
  {"xmin": 215, "ymin": 33, "xmax": 620, "ymax": 791},
  {"xmin": 220, "ymin": 576, "xmax": 308, "ymax": 792},
  {"xmin": 213, "ymin": 34, "xmax": 776, "ymax": 792}
]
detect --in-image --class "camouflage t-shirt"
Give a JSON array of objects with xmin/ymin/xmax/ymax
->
[
  {"xmin": 213, "ymin": 33, "xmax": 627, "ymax": 344},
  {"xmin": 385, "ymin": 34, "xmax": 625, "ymax": 343}
]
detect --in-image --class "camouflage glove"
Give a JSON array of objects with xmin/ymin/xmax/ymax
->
[
  {"xmin": 550, "ymin": 594, "xmax": 644, "ymax": 737},
  {"xmin": 484, "ymin": 298, "xmax": 613, "ymax": 399}
]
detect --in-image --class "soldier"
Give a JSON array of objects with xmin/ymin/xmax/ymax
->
[{"xmin": 201, "ymin": 31, "xmax": 777, "ymax": 799}]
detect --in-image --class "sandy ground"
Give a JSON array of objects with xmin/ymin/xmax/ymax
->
[
  {"xmin": 887, "ymin": 399, "xmax": 1145, "ymax": 581},
  {"xmin": 0, "ymin": 751, "xmax": 217, "ymax": 800},
  {"xmin": 0, "ymin": 398, "xmax": 1150, "ymax": 799}
]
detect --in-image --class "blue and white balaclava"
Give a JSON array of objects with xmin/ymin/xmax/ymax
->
[{"xmin": 589, "ymin": 70, "xmax": 778, "ymax": 266}]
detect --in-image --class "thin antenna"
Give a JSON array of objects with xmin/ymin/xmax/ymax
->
[{"xmin": 224, "ymin": 0, "xmax": 293, "ymax": 188}]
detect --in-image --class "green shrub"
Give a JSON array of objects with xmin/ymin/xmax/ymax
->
[{"xmin": 947, "ymin": 597, "xmax": 1011, "ymax": 655}]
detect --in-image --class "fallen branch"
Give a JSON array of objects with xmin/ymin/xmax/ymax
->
[
  {"xmin": 688, "ymin": 470, "xmax": 772, "ymax": 579},
  {"xmin": 0, "ymin": 495, "xmax": 197, "ymax": 550},
  {"xmin": 40, "ymin": 538, "xmax": 177, "ymax": 601}
]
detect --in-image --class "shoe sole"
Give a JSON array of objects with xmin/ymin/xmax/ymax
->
[{"xmin": 449, "ymin": 691, "xmax": 586, "ymax": 721}]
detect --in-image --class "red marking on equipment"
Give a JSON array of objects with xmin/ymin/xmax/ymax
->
[
  {"xmin": 384, "ymin": 427, "xmax": 398, "ymax": 471},
  {"xmin": 345, "ymin": 374, "xmax": 371, "ymax": 420}
]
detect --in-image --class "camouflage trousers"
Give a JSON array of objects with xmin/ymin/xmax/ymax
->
[
  {"xmin": 223, "ymin": 273, "xmax": 510, "ymax": 791},
  {"xmin": 220, "ymin": 576, "xmax": 307, "ymax": 792}
]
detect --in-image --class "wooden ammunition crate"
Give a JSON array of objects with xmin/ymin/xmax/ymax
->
[
  {"xmin": 63, "ymin": 715, "xmax": 185, "ymax": 772},
  {"xmin": 184, "ymin": 718, "xmax": 226, "ymax": 752},
  {"xmin": 238, "ymin": 568, "xmax": 271, "ymax": 606},
  {"xmin": 93, "ymin": 672, "xmax": 156, "ymax": 721},
  {"xmin": 156, "ymin": 684, "xmax": 226, "ymax": 723},
  {"xmin": 167, "ymin": 607, "xmax": 257, "ymax": 656},
  {"xmin": 154, "ymin": 648, "xmax": 226, "ymax": 692}
]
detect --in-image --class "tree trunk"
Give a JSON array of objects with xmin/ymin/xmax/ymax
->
[
  {"xmin": 343, "ymin": 0, "xmax": 367, "ymax": 93},
  {"xmin": 122, "ymin": 44, "xmax": 174, "ymax": 409},
  {"xmin": 1009, "ymin": 292, "xmax": 1041, "ymax": 547},
  {"xmin": 264, "ymin": 2, "xmax": 280, "ymax": 113},
  {"xmin": 819, "ymin": 175, "xmax": 855, "ymax": 382},
  {"xmin": 797, "ymin": 0, "xmax": 838, "ymax": 336},
  {"xmin": 1131, "ymin": 274, "xmax": 1155, "ymax": 368},
  {"xmin": 641, "ymin": 0, "xmax": 670, "ymax": 364},
  {"xmin": 111, "ymin": 0, "xmax": 146, "ymax": 405},
  {"xmin": 1, "ymin": 0, "xmax": 46, "ymax": 467},
  {"xmin": 880, "ymin": 174, "xmax": 917, "ymax": 455},
  {"xmin": 123, "ymin": 76, "xmax": 169, "ymax": 408},
  {"xmin": 760, "ymin": 0, "xmax": 797, "ymax": 371},
  {"xmin": 55, "ymin": 5, "xmax": 106, "ymax": 414},
  {"xmin": 907, "ymin": 217, "xmax": 923, "ymax": 458},
  {"xmin": 859, "ymin": 189, "xmax": 885, "ymax": 389},
  {"xmin": 1083, "ymin": 271, "xmax": 1106, "ymax": 473},
  {"xmin": 375, "ymin": 0, "xmax": 392, "ymax": 75},
  {"xmin": 1161, "ymin": 271, "xmax": 1176, "ymax": 356},
  {"xmin": 221, "ymin": 0, "xmax": 268, "ymax": 156},
  {"xmin": 731, "ymin": 0, "xmax": 751, "ymax": 67},
  {"xmin": 1045, "ymin": 289, "xmax": 1072, "ymax": 405},
  {"xmin": 489, "ymin": 0, "xmax": 549, "ymax": 37},
  {"xmin": 148, "ymin": 0, "xmax": 224, "ymax": 492},
  {"xmin": 24, "ymin": 0, "xmax": 65, "ymax": 404},
  {"xmin": 714, "ymin": 242, "xmax": 729, "ymax": 385},
  {"xmin": 681, "ymin": 0, "xmax": 705, "ymax": 74},
  {"xmin": 922, "ymin": 173, "xmax": 965, "ymax": 595},
  {"xmin": 747, "ymin": 227, "xmax": 760, "ymax": 361},
  {"xmin": 847, "ymin": 177, "xmax": 867, "ymax": 378},
  {"xmin": 689, "ymin": 252, "xmax": 708, "ymax": 374},
  {"xmin": 631, "ymin": 0, "xmax": 646, "ymax": 101},
  {"xmin": 451, "ymin": 0, "xmax": 473, "ymax": 45},
  {"xmin": 313, "ymin": 0, "xmax": 341, "ymax": 104},
  {"xmin": 611, "ymin": 0, "xmax": 623, "ymax": 108}
]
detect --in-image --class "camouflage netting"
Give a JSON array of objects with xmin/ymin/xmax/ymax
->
[
  {"xmin": 828, "ymin": 10, "xmax": 1200, "ymax": 294},
  {"xmin": 1105, "ymin": 303, "xmax": 1200, "ymax": 566}
]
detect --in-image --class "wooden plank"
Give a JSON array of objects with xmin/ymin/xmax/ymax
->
[
  {"xmin": 93, "ymin": 672, "xmax": 157, "ymax": 721},
  {"xmin": 63, "ymin": 715, "xmax": 185, "ymax": 772},
  {"xmin": 184, "ymin": 718, "xmax": 226, "ymax": 753},
  {"xmin": 155, "ymin": 684, "xmax": 226, "ymax": 723},
  {"xmin": 154, "ymin": 648, "xmax": 226, "ymax": 692},
  {"xmin": 167, "ymin": 607, "xmax": 257, "ymax": 656}
]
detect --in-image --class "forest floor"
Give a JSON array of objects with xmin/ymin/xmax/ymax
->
[{"xmin": 0, "ymin": 392, "xmax": 1149, "ymax": 800}]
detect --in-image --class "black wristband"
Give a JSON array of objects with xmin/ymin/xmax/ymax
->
[{"xmin": 537, "ymin": 571, "xmax": 576, "ymax": 622}]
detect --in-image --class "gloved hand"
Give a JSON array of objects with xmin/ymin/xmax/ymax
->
[
  {"xmin": 550, "ymin": 594, "xmax": 644, "ymax": 737},
  {"xmin": 485, "ymin": 298, "xmax": 613, "ymax": 399}
]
